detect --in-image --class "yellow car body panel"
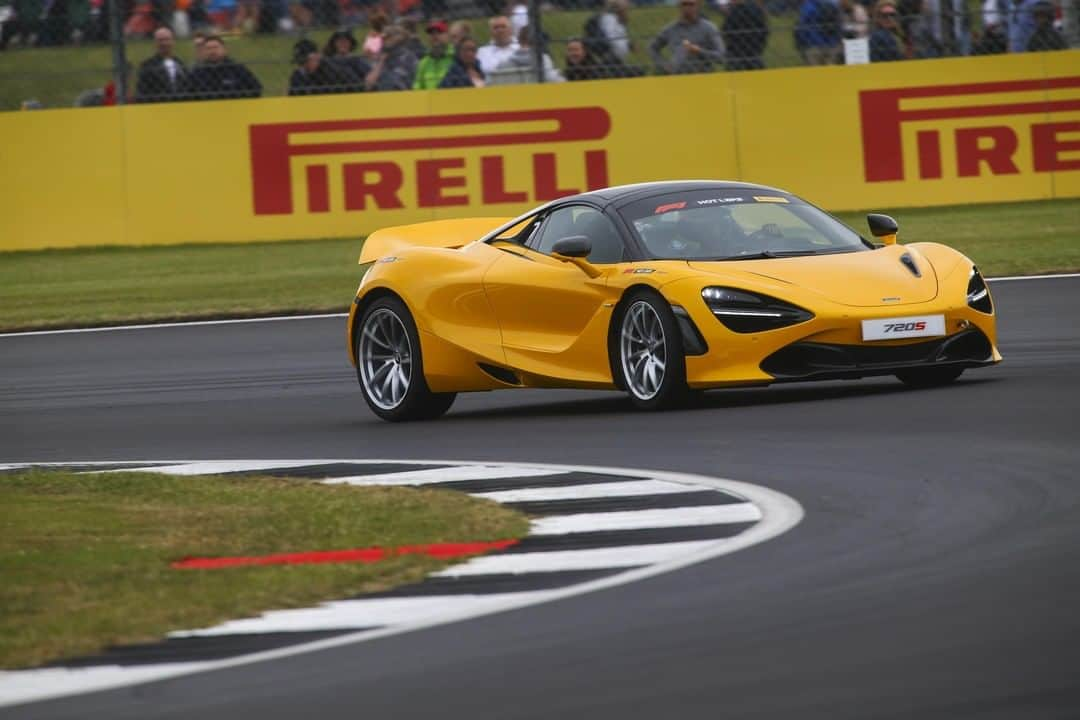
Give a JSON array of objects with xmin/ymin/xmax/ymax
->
[
  {"xmin": 358, "ymin": 217, "xmax": 513, "ymax": 265},
  {"xmin": 347, "ymin": 182, "xmax": 999, "ymax": 399}
]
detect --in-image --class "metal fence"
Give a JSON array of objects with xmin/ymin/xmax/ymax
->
[{"xmin": 0, "ymin": 0, "xmax": 1076, "ymax": 109}]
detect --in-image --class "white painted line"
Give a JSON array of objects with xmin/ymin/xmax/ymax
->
[
  {"xmin": 0, "ymin": 313, "xmax": 349, "ymax": 338},
  {"xmin": 0, "ymin": 459, "xmax": 802, "ymax": 710},
  {"xmin": 106, "ymin": 460, "xmax": 329, "ymax": 476},
  {"xmin": 0, "ymin": 270, "xmax": 1075, "ymax": 339},
  {"xmin": 473, "ymin": 479, "xmax": 703, "ymax": 503},
  {"xmin": 323, "ymin": 465, "xmax": 569, "ymax": 486},
  {"xmin": 170, "ymin": 592, "xmax": 550, "ymax": 637},
  {"xmin": 434, "ymin": 540, "xmax": 718, "ymax": 576},
  {"xmin": 987, "ymin": 272, "xmax": 1080, "ymax": 282},
  {"xmin": 0, "ymin": 663, "xmax": 214, "ymax": 709},
  {"xmin": 530, "ymin": 504, "xmax": 762, "ymax": 535}
]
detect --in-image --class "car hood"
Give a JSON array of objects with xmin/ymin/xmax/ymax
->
[{"xmin": 686, "ymin": 245, "xmax": 939, "ymax": 307}]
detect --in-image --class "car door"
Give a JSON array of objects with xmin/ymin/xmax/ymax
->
[{"xmin": 482, "ymin": 204, "xmax": 628, "ymax": 383}]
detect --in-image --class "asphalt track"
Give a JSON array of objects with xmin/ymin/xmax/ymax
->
[{"xmin": 2, "ymin": 277, "xmax": 1079, "ymax": 719}]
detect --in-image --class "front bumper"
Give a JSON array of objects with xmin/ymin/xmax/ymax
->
[{"xmin": 759, "ymin": 328, "xmax": 995, "ymax": 382}]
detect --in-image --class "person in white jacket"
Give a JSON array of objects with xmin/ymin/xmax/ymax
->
[
  {"xmin": 496, "ymin": 26, "xmax": 565, "ymax": 83},
  {"xmin": 476, "ymin": 16, "xmax": 519, "ymax": 72}
]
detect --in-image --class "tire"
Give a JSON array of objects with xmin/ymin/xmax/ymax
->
[
  {"xmin": 895, "ymin": 365, "xmax": 965, "ymax": 388},
  {"xmin": 612, "ymin": 289, "xmax": 690, "ymax": 410},
  {"xmin": 355, "ymin": 296, "xmax": 456, "ymax": 421}
]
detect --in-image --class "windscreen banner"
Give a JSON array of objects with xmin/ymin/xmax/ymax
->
[{"xmin": 1, "ymin": 50, "xmax": 1076, "ymax": 250}]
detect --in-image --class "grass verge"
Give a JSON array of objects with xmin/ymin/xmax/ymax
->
[
  {"xmin": 0, "ymin": 469, "xmax": 529, "ymax": 669},
  {"xmin": 0, "ymin": 198, "xmax": 1077, "ymax": 332}
]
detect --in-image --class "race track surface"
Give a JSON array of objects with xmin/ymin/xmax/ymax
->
[{"xmin": 2, "ymin": 277, "xmax": 1079, "ymax": 719}]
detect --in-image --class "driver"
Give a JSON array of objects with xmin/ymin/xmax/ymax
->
[{"xmin": 672, "ymin": 208, "xmax": 747, "ymax": 257}]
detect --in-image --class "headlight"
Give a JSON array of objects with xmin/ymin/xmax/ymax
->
[
  {"xmin": 701, "ymin": 286, "xmax": 814, "ymax": 333},
  {"xmin": 966, "ymin": 267, "xmax": 993, "ymax": 314}
]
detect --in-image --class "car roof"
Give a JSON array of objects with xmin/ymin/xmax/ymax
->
[{"xmin": 575, "ymin": 180, "xmax": 792, "ymax": 207}]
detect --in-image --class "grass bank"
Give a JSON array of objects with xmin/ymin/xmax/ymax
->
[
  {"xmin": 0, "ymin": 468, "xmax": 529, "ymax": 669},
  {"xmin": 0, "ymin": 198, "xmax": 1077, "ymax": 331}
]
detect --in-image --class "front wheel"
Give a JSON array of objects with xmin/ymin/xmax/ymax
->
[
  {"xmin": 895, "ymin": 365, "xmax": 964, "ymax": 388},
  {"xmin": 614, "ymin": 290, "xmax": 690, "ymax": 410},
  {"xmin": 356, "ymin": 296, "xmax": 456, "ymax": 421}
]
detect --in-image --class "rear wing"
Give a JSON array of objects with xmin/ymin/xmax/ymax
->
[{"xmin": 358, "ymin": 217, "xmax": 513, "ymax": 264}]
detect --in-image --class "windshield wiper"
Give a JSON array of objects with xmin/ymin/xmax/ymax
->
[{"xmin": 716, "ymin": 248, "xmax": 856, "ymax": 261}]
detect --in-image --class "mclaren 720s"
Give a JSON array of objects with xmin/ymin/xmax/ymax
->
[{"xmin": 346, "ymin": 181, "xmax": 1000, "ymax": 421}]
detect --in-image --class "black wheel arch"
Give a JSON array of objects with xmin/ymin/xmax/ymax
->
[{"xmin": 351, "ymin": 287, "xmax": 408, "ymax": 365}]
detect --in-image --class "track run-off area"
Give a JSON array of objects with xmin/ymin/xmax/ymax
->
[{"xmin": 1, "ymin": 275, "xmax": 1079, "ymax": 719}]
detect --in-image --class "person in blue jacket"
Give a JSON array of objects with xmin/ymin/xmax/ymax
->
[
  {"xmin": 439, "ymin": 38, "xmax": 487, "ymax": 88},
  {"xmin": 795, "ymin": 0, "xmax": 843, "ymax": 64}
]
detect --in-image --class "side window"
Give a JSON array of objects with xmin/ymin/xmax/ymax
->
[
  {"xmin": 493, "ymin": 214, "xmax": 541, "ymax": 244},
  {"xmin": 531, "ymin": 206, "xmax": 626, "ymax": 265}
]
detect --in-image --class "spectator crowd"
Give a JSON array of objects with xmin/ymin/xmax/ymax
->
[{"xmin": 2, "ymin": 0, "xmax": 1075, "ymax": 105}]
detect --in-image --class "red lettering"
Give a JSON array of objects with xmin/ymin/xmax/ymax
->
[
  {"xmin": 249, "ymin": 108, "xmax": 611, "ymax": 215},
  {"xmin": 305, "ymin": 165, "xmax": 329, "ymax": 213},
  {"xmin": 916, "ymin": 131, "xmax": 942, "ymax": 180},
  {"xmin": 585, "ymin": 150, "xmax": 609, "ymax": 190},
  {"xmin": 956, "ymin": 126, "xmax": 1019, "ymax": 177},
  {"xmin": 343, "ymin": 162, "xmax": 404, "ymax": 210},
  {"xmin": 533, "ymin": 153, "xmax": 579, "ymax": 201},
  {"xmin": 858, "ymin": 77, "xmax": 1080, "ymax": 183},
  {"xmin": 1032, "ymin": 122, "xmax": 1080, "ymax": 172},
  {"xmin": 480, "ymin": 156, "xmax": 528, "ymax": 204},
  {"xmin": 417, "ymin": 158, "xmax": 469, "ymax": 207}
]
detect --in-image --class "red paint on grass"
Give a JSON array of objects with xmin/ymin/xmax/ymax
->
[{"xmin": 171, "ymin": 539, "xmax": 519, "ymax": 570}]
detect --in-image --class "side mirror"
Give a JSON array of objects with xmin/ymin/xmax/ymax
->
[
  {"xmin": 550, "ymin": 236, "xmax": 592, "ymax": 258},
  {"xmin": 867, "ymin": 214, "xmax": 899, "ymax": 245},
  {"xmin": 550, "ymin": 235, "xmax": 602, "ymax": 278}
]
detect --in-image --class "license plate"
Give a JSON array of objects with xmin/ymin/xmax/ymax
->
[{"xmin": 861, "ymin": 315, "xmax": 946, "ymax": 341}]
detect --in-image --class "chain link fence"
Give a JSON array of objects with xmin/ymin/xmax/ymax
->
[{"xmin": 1, "ymin": 0, "xmax": 1076, "ymax": 109}]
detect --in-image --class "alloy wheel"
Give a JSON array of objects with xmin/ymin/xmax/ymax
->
[
  {"xmin": 359, "ymin": 308, "xmax": 413, "ymax": 410},
  {"xmin": 620, "ymin": 300, "xmax": 667, "ymax": 400}
]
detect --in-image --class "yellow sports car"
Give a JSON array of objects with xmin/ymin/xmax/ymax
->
[{"xmin": 347, "ymin": 181, "xmax": 999, "ymax": 421}]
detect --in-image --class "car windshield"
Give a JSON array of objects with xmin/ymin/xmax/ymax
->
[{"xmin": 619, "ymin": 190, "xmax": 869, "ymax": 261}]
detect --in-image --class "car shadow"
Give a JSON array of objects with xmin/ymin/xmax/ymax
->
[{"xmin": 447, "ymin": 376, "xmax": 1000, "ymax": 421}]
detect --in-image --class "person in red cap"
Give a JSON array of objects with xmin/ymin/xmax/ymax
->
[{"xmin": 413, "ymin": 19, "xmax": 454, "ymax": 89}]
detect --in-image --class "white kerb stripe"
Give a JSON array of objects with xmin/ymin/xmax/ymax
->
[
  {"xmin": 322, "ymin": 465, "xmax": 568, "ymax": 486},
  {"xmin": 434, "ymin": 540, "xmax": 720, "ymax": 577},
  {"xmin": 0, "ymin": 664, "xmax": 214, "ymax": 708},
  {"xmin": 169, "ymin": 592, "xmax": 551, "ymax": 637},
  {"xmin": 104, "ymin": 460, "xmax": 327, "ymax": 476},
  {"xmin": 473, "ymin": 479, "xmax": 705, "ymax": 503},
  {"xmin": 530, "ymin": 503, "xmax": 762, "ymax": 535}
]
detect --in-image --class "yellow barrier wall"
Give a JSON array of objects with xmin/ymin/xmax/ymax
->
[{"xmin": 1, "ymin": 50, "xmax": 1077, "ymax": 250}]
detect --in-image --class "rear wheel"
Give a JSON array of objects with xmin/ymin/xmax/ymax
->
[
  {"xmin": 895, "ymin": 365, "xmax": 964, "ymax": 388},
  {"xmin": 614, "ymin": 290, "xmax": 689, "ymax": 410},
  {"xmin": 356, "ymin": 297, "xmax": 456, "ymax": 421}
]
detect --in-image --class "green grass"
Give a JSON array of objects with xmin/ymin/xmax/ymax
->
[
  {"xmin": 0, "ymin": 198, "xmax": 1076, "ymax": 331},
  {"xmin": 0, "ymin": 237, "xmax": 366, "ymax": 330},
  {"xmin": 0, "ymin": 468, "xmax": 529, "ymax": 669},
  {"xmin": 0, "ymin": 6, "xmax": 805, "ymax": 110},
  {"xmin": 833, "ymin": 199, "xmax": 1080, "ymax": 277}
]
